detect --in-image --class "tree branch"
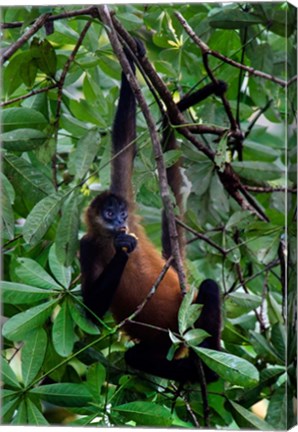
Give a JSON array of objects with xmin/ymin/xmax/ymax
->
[
  {"xmin": 98, "ymin": 5, "xmax": 187, "ymax": 295},
  {"xmin": 1, "ymin": 84, "xmax": 58, "ymax": 107},
  {"xmin": 175, "ymin": 12, "xmax": 287, "ymax": 88},
  {"xmin": 176, "ymin": 218, "xmax": 227, "ymax": 255},
  {"xmin": 1, "ymin": 13, "xmax": 51, "ymax": 65},
  {"xmin": 0, "ymin": 6, "xmax": 99, "ymax": 29},
  {"xmin": 117, "ymin": 257, "xmax": 174, "ymax": 329}
]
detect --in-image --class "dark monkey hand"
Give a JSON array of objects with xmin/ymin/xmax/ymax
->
[{"xmin": 114, "ymin": 232, "xmax": 138, "ymax": 254}]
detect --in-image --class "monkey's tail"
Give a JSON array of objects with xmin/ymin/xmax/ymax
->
[{"xmin": 110, "ymin": 40, "xmax": 145, "ymax": 203}]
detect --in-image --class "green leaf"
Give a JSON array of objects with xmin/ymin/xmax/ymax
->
[
  {"xmin": 12, "ymin": 398, "xmax": 28, "ymax": 425},
  {"xmin": 23, "ymin": 192, "xmax": 66, "ymax": 246},
  {"xmin": 113, "ymin": 401, "xmax": 173, "ymax": 427},
  {"xmin": 22, "ymin": 328, "xmax": 47, "ymax": 386},
  {"xmin": 266, "ymin": 383, "xmax": 287, "ymax": 429},
  {"xmin": 15, "ymin": 257, "xmax": 62, "ymax": 290},
  {"xmin": 1, "ymin": 178, "xmax": 14, "ymax": 240},
  {"xmin": 69, "ymin": 300, "xmax": 100, "ymax": 335},
  {"xmin": 52, "ymin": 301, "xmax": 75, "ymax": 357},
  {"xmin": 227, "ymin": 292, "xmax": 262, "ymax": 313},
  {"xmin": 86, "ymin": 363, "xmax": 106, "ymax": 398},
  {"xmin": 232, "ymin": 161, "xmax": 284, "ymax": 182},
  {"xmin": 209, "ymin": 9, "xmax": 263, "ymax": 29},
  {"xmin": 178, "ymin": 287, "xmax": 198, "ymax": 334},
  {"xmin": 184, "ymin": 328, "xmax": 210, "ymax": 346},
  {"xmin": 163, "ymin": 150, "xmax": 182, "ymax": 168},
  {"xmin": 2, "ymin": 357, "xmax": 21, "ymax": 388},
  {"xmin": 68, "ymin": 129, "xmax": 100, "ymax": 180},
  {"xmin": 55, "ymin": 193, "xmax": 80, "ymax": 266},
  {"xmin": 214, "ymin": 132, "xmax": 228, "ymax": 172},
  {"xmin": 30, "ymin": 383, "xmax": 93, "ymax": 407},
  {"xmin": 20, "ymin": 59, "xmax": 38, "ymax": 87},
  {"xmin": 30, "ymin": 38, "xmax": 57, "ymax": 77},
  {"xmin": 25, "ymin": 398, "xmax": 49, "ymax": 425},
  {"xmin": 2, "ymin": 299, "xmax": 57, "ymax": 341},
  {"xmin": 1, "ymin": 129, "xmax": 48, "ymax": 151},
  {"xmin": 228, "ymin": 400, "xmax": 273, "ymax": 430},
  {"xmin": 2, "ymin": 281, "xmax": 55, "ymax": 304},
  {"xmin": 193, "ymin": 347, "xmax": 259, "ymax": 387},
  {"xmin": 250, "ymin": 331, "xmax": 282, "ymax": 364},
  {"xmin": 2, "ymin": 392, "xmax": 20, "ymax": 423},
  {"xmin": 2, "ymin": 108, "xmax": 48, "ymax": 132},
  {"xmin": 48, "ymin": 244, "xmax": 72, "ymax": 289},
  {"xmin": 3, "ymin": 153, "xmax": 55, "ymax": 196}
]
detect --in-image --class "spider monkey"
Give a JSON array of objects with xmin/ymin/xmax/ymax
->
[{"xmin": 80, "ymin": 41, "xmax": 226, "ymax": 383}]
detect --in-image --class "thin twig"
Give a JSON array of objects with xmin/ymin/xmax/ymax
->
[
  {"xmin": 175, "ymin": 12, "xmax": 287, "ymax": 88},
  {"xmin": 244, "ymin": 185, "xmax": 297, "ymax": 193},
  {"xmin": 98, "ymin": 5, "xmax": 187, "ymax": 295},
  {"xmin": 176, "ymin": 218, "xmax": 227, "ymax": 255},
  {"xmin": 172, "ymin": 384, "xmax": 200, "ymax": 427},
  {"xmin": 0, "ymin": 6, "xmax": 98, "ymax": 29},
  {"xmin": 245, "ymin": 99, "xmax": 273, "ymax": 138},
  {"xmin": 1, "ymin": 84, "xmax": 58, "ymax": 107},
  {"xmin": 117, "ymin": 257, "xmax": 174, "ymax": 328},
  {"xmin": 1, "ymin": 13, "xmax": 51, "ymax": 65}
]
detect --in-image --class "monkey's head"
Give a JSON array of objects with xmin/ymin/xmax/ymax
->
[{"xmin": 86, "ymin": 191, "xmax": 129, "ymax": 236}]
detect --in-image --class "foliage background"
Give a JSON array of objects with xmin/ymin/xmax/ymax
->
[{"xmin": 1, "ymin": 3, "xmax": 297, "ymax": 429}]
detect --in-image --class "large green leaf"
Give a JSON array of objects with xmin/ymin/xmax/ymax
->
[
  {"xmin": 30, "ymin": 38, "xmax": 57, "ymax": 77},
  {"xmin": 113, "ymin": 401, "xmax": 173, "ymax": 427},
  {"xmin": 1, "ymin": 177, "xmax": 14, "ymax": 240},
  {"xmin": 21, "ymin": 328, "xmax": 48, "ymax": 386},
  {"xmin": 68, "ymin": 129, "xmax": 100, "ymax": 180},
  {"xmin": 193, "ymin": 347, "xmax": 259, "ymax": 387},
  {"xmin": 25, "ymin": 398, "xmax": 49, "ymax": 425},
  {"xmin": 48, "ymin": 245, "xmax": 72, "ymax": 289},
  {"xmin": 209, "ymin": 9, "xmax": 263, "ymax": 29},
  {"xmin": 15, "ymin": 257, "xmax": 62, "ymax": 290},
  {"xmin": 30, "ymin": 383, "xmax": 93, "ymax": 407},
  {"xmin": 2, "ymin": 357, "xmax": 21, "ymax": 389},
  {"xmin": 232, "ymin": 161, "xmax": 284, "ymax": 182},
  {"xmin": 55, "ymin": 193, "xmax": 80, "ymax": 266},
  {"xmin": 52, "ymin": 301, "xmax": 75, "ymax": 357},
  {"xmin": 2, "ymin": 299, "xmax": 57, "ymax": 341},
  {"xmin": 86, "ymin": 363, "xmax": 106, "ymax": 398},
  {"xmin": 1, "ymin": 129, "xmax": 48, "ymax": 151},
  {"xmin": 3, "ymin": 153, "xmax": 54, "ymax": 196},
  {"xmin": 2, "ymin": 108, "xmax": 48, "ymax": 132},
  {"xmin": 23, "ymin": 192, "xmax": 66, "ymax": 246},
  {"xmin": 178, "ymin": 287, "xmax": 201, "ymax": 334},
  {"xmin": 2, "ymin": 281, "xmax": 56, "ymax": 304},
  {"xmin": 228, "ymin": 400, "xmax": 273, "ymax": 430},
  {"xmin": 69, "ymin": 300, "xmax": 100, "ymax": 335}
]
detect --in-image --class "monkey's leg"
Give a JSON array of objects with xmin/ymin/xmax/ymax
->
[
  {"xmin": 194, "ymin": 278, "xmax": 221, "ymax": 382},
  {"xmin": 125, "ymin": 342, "xmax": 199, "ymax": 383}
]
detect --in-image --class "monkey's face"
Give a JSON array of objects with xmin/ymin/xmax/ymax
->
[{"xmin": 99, "ymin": 195, "xmax": 128, "ymax": 234}]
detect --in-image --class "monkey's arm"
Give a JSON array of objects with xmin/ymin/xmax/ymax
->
[{"xmin": 80, "ymin": 234, "xmax": 136, "ymax": 319}]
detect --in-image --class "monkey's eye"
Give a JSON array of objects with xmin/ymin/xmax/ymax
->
[
  {"xmin": 121, "ymin": 211, "xmax": 127, "ymax": 219},
  {"xmin": 104, "ymin": 210, "xmax": 114, "ymax": 220}
]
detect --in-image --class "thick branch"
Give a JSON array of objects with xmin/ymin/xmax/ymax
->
[
  {"xmin": 175, "ymin": 12, "xmax": 287, "ymax": 88},
  {"xmin": 98, "ymin": 5, "xmax": 187, "ymax": 295},
  {"xmin": 1, "ymin": 13, "xmax": 51, "ymax": 65}
]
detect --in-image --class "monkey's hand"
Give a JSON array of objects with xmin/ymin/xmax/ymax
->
[{"xmin": 114, "ymin": 232, "xmax": 137, "ymax": 254}]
